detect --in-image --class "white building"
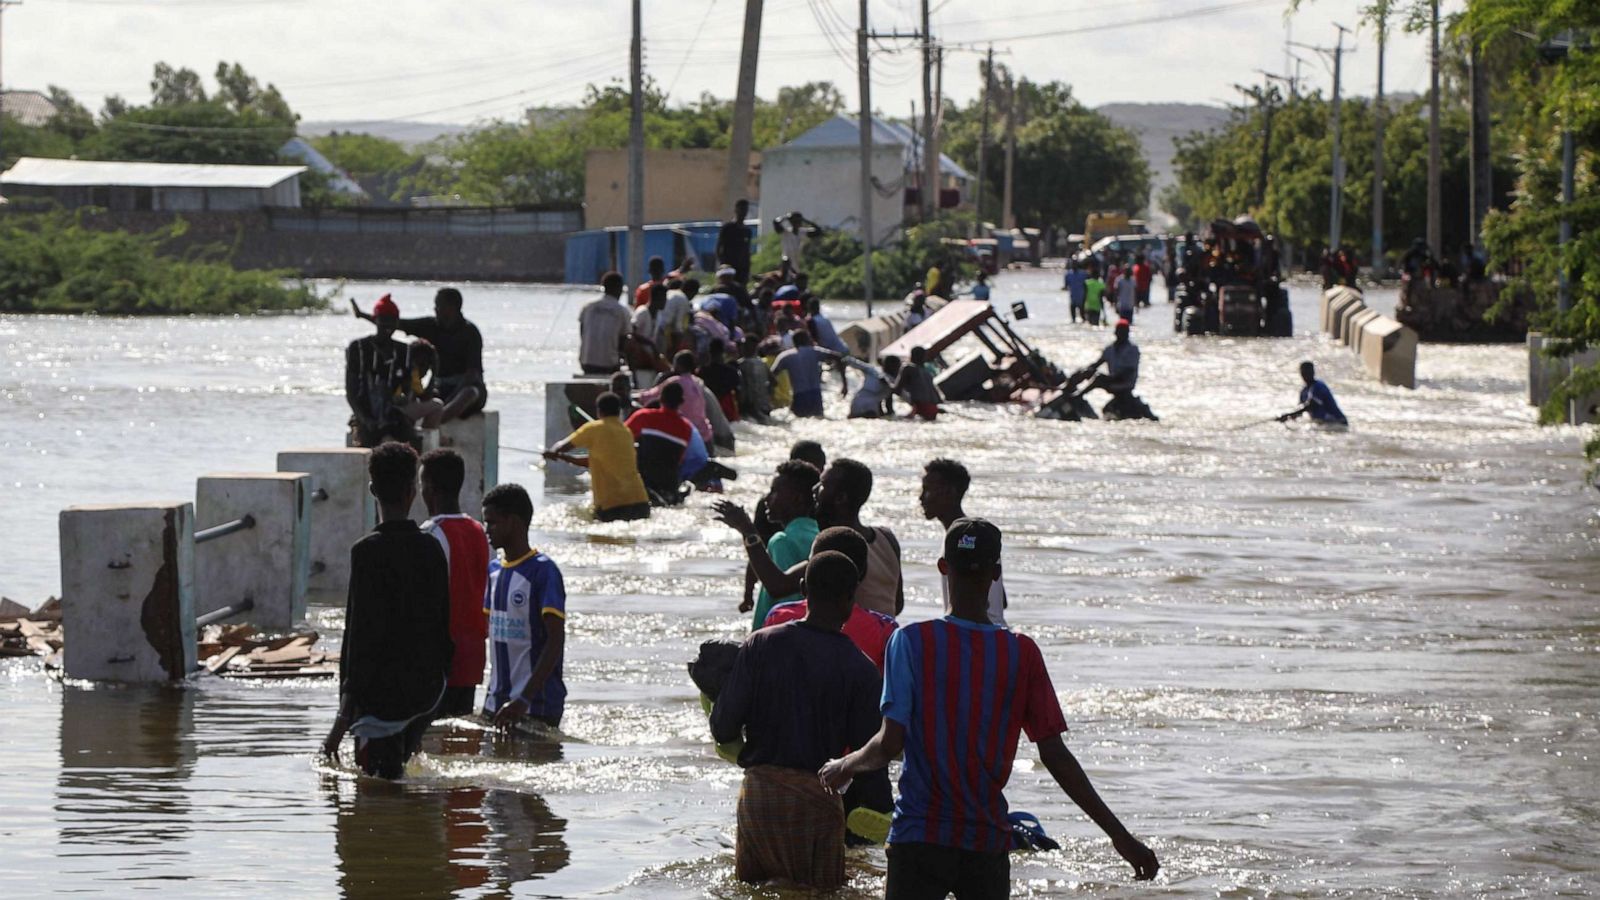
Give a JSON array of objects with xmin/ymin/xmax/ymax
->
[
  {"xmin": 758, "ymin": 116, "xmax": 972, "ymax": 245},
  {"xmin": 0, "ymin": 157, "xmax": 306, "ymax": 210}
]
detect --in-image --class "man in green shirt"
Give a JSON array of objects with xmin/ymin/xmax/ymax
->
[
  {"xmin": 1083, "ymin": 269, "xmax": 1108, "ymax": 327},
  {"xmin": 713, "ymin": 460, "xmax": 822, "ymax": 628}
]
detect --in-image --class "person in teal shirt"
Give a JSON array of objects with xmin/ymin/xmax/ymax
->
[{"xmin": 712, "ymin": 460, "xmax": 822, "ymax": 628}]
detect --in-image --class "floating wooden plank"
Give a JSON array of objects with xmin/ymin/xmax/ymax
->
[{"xmin": 203, "ymin": 646, "xmax": 242, "ymax": 674}]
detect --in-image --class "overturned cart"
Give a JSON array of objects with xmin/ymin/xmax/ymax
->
[{"xmin": 880, "ymin": 299, "xmax": 1079, "ymax": 414}]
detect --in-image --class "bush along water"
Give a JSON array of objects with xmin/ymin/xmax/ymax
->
[
  {"xmin": 749, "ymin": 213, "xmax": 978, "ymax": 301},
  {"xmin": 0, "ymin": 210, "xmax": 326, "ymax": 315}
]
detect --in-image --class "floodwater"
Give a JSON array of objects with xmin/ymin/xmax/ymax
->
[{"xmin": 2, "ymin": 270, "xmax": 1597, "ymax": 898}]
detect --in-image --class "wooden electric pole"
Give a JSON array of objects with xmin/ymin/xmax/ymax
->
[
  {"xmin": 1426, "ymin": 0, "xmax": 1441, "ymax": 258},
  {"xmin": 920, "ymin": 0, "xmax": 935, "ymax": 221},
  {"xmin": 1468, "ymin": 34, "xmax": 1491, "ymax": 246},
  {"xmin": 975, "ymin": 45, "xmax": 992, "ymax": 232},
  {"xmin": 725, "ymin": 0, "xmax": 763, "ymax": 212},
  {"xmin": 1001, "ymin": 74, "xmax": 1017, "ymax": 231},
  {"xmin": 627, "ymin": 0, "xmax": 645, "ymax": 285},
  {"xmin": 856, "ymin": 0, "xmax": 874, "ymax": 313},
  {"xmin": 1372, "ymin": 8, "xmax": 1387, "ymax": 275}
]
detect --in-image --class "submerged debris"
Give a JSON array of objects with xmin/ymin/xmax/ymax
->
[
  {"xmin": 199, "ymin": 624, "xmax": 339, "ymax": 680},
  {"xmin": 0, "ymin": 597, "xmax": 63, "ymax": 665}
]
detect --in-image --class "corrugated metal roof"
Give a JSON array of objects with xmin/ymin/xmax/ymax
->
[
  {"xmin": 0, "ymin": 157, "xmax": 307, "ymax": 189},
  {"xmin": 771, "ymin": 116, "xmax": 971, "ymax": 180},
  {"xmin": 0, "ymin": 91, "xmax": 58, "ymax": 127}
]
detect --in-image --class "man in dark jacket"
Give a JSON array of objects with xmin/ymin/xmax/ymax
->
[{"xmin": 322, "ymin": 441, "xmax": 453, "ymax": 779}]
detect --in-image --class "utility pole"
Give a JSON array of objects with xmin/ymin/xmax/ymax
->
[
  {"xmin": 627, "ymin": 0, "xmax": 645, "ymax": 286},
  {"xmin": 724, "ymin": 0, "xmax": 764, "ymax": 213},
  {"xmin": 1372, "ymin": 7, "xmax": 1387, "ymax": 276},
  {"xmin": 1257, "ymin": 73, "xmax": 1293, "ymax": 211},
  {"xmin": 1426, "ymin": 0, "xmax": 1441, "ymax": 259},
  {"xmin": 1468, "ymin": 34, "xmax": 1492, "ymax": 246},
  {"xmin": 1002, "ymin": 74, "xmax": 1018, "ymax": 231},
  {"xmin": 920, "ymin": 0, "xmax": 935, "ymax": 222},
  {"xmin": 975, "ymin": 46, "xmax": 992, "ymax": 232},
  {"xmin": 1329, "ymin": 24, "xmax": 1348, "ymax": 253},
  {"xmin": 856, "ymin": 0, "xmax": 874, "ymax": 313},
  {"xmin": 930, "ymin": 46, "xmax": 943, "ymax": 217},
  {"xmin": 1291, "ymin": 28, "xmax": 1355, "ymax": 254}
]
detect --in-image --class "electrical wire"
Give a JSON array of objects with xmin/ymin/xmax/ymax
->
[{"xmin": 663, "ymin": 0, "xmax": 719, "ymax": 100}]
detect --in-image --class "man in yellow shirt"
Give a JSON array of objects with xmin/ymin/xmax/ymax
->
[{"xmin": 544, "ymin": 392, "xmax": 651, "ymax": 522}]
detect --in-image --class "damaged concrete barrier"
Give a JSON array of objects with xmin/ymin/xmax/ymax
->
[
  {"xmin": 60, "ymin": 502, "xmax": 196, "ymax": 683},
  {"xmin": 276, "ymin": 448, "xmax": 373, "ymax": 603},
  {"xmin": 194, "ymin": 473, "xmax": 312, "ymax": 631}
]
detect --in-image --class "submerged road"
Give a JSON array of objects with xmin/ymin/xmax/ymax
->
[{"xmin": 2, "ymin": 270, "xmax": 1597, "ymax": 897}]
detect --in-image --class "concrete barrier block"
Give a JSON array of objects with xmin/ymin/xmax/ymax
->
[
  {"xmin": 276, "ymin": 448, "xmax": 373, "ymax": 603},
  {"xmin": 1348, "ymin": 308, "xmax": 1382, "ymax": 353},
  {"xmin": 438, "ymin": 411, "xmax": 499, "ymax": 517},
  {"xmin": 1322, "ymin": 287, "xmax": 1364, "ymax": 335},
  {"xmin": 195, "ymin": 473, "xmax": 312, "ymax": 630},
  {"xmin": 1331, "ymin": 295, "xmax": 1369, "ymax": 343},
  {"xmin": 60, "ymin": 502, "xmax": 196, "ymax": 683},
  {"xmin": 1358, "ymin": 315, "xmax": 1419, "ymax": 389}
]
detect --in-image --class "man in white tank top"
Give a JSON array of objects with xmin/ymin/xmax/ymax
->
[
  {"xmin": 920, "ymin": 458, "xmax": 1007, "ymax": 626},
  {"xmin": 813, "ymin": 459, "xmax": 904, "ymax": 617}
]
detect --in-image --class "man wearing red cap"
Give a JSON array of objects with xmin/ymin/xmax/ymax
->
[
  {"xmin": 351, "ymin": 287, "xmax": 486, "ymax": 422},
  {"xmin": 345, "ymin": 293, "xmax": 429, "ymax": 447}
]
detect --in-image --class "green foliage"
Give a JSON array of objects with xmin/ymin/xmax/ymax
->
[
  {"xmin": 751, "ymin": 214, "xmax": 978, "ymax": 300},
  {"xmin": 404, "ymin": 78, "xmax": 847, "ymax": 206},
  {"xmin": 2, "ymin": 63, "xmax": 298, "ymax": 169},
  {"xmin": 0, "ymin": 211, "xmax": 325, "ymax": 315},
  {"xmin": 1461, "ymin": 0, "xmax": 1600, "ymax": 457},
  {"xmin": 1168, "ymin": 92, "xmax": 1516, "ymax": 259},
  {"xmin": 310, "ymin": 132, "xmax": 425, "ymax": 204},
  {"xmin": 941, "ymin": 75, "xmax": 1150, "ymax": 230}
]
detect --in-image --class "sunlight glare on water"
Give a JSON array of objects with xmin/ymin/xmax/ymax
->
[{"xmin": 2, "ymin": 270, "xmax": 1597, "ymax": 897}]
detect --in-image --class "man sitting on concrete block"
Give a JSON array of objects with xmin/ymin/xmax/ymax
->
[{"xmin": 322, "ymin": 441, "xmax": 453, "ymax": 779}]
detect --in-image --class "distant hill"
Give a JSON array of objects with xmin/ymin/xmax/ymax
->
[
  {"xmin": 298, "ymin": 120, "xmax": 471, "ymax": 148},
  {"xmin": 1096, "ymin": 102, "xmax": 1232, "ymax": 226}
]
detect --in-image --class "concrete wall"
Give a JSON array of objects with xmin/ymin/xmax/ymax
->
[
  {"xmin": 759, "ymin": 145, "xmax": 905, "ymax": 244},
  {"xmin": 585, "ymin": 149, "xmax": 757, "ymax": 228},
  {"xmin": 0, "ymin": 209, "xmax": 568, "ymax": 282}
]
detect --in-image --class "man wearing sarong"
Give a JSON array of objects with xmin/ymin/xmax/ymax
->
[{"xmin": 709, "ymin": 552, "xmax": 882, "ymax": 890}]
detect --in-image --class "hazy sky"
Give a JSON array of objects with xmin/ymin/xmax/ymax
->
[{"xmin": 7, "ymin": 0, "xmax": 1443, "ymax": 126}]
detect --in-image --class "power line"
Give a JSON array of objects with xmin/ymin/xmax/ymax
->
[
  {"xmin": 663, "ymin": 0, "xmax": 718, "ymax": 100},
  {"xmin": 941, "ymin": 0, "xmax": 1280, "ymax": 47}
]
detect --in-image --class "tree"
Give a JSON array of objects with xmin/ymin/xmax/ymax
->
[
  {"xmin": 87, "ymin": 62, "xmax": 297, "ymax": 165},
  {"xmin": 150, "ymin": 63, "xmax": 208, "ymax": 106},
  {"xmin": 941, "ymin": 77, "xmax": 1150, "ymax": 234},
  {"xmin": 1167, "ymin": 91, "xmax": 1515, "ymax": 262},
  {"xmin": 1462, "ymin": 0, "xmax": 1599, "ymax": 455}
]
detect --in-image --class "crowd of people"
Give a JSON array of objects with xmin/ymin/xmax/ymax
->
[
  {"xmin": 1061, "ymin": 251, "xmax": 1151, "ymax": 326},
  {"xmin": 324, "ymin": 206, "xmax": 1385, "ymax": 896},
  {"xmin": 325, "ymin": 434, "xmax": 1162, "ymax": 896}
]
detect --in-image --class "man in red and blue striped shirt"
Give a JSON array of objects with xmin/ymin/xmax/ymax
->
[{"xmin": 821, "ymin": 518, "xmax": 1160, "ymax": 897}]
